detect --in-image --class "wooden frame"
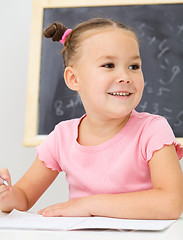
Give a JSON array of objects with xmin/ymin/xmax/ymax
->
[{"xmin": 23, "ymin": 0, "xmax": 183, "ymax": 146}]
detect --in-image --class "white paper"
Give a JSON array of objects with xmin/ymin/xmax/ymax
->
[
  {"xmin": 0, "ymin": 210, "xmax": 88, "ymax": 230},
  {"xmin": 0, "ymin": 209, "xmax": 176, "ymax": 231},
  {"xmin": 71, "ymin": 216, "xmax": 176, "ymax": 231}
]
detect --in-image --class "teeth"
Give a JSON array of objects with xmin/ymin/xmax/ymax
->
[{"xmin": 110, "ymin": 92, "xmax": 130, "ymax": 96}]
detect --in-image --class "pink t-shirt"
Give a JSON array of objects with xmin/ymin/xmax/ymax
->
[{"xmin": 36, "ymin": 110, "xmax": 183, "ymax": 200}]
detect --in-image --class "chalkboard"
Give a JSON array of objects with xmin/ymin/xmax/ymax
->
[{"xmin": 24, "ymin": 0, "xmax": 183, "ymax": 146}]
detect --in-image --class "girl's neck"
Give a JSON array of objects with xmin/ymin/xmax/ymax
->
[{"xmin": 77, "ymin": 113, "xmax": 131, "ymax": 146}]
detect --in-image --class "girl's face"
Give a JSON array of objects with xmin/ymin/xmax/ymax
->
[{"xmin": 70, "ymin": 28, "xmax": 144, "ymax": 121}]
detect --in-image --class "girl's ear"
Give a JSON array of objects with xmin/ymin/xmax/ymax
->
[{"xmin": 64, "ymin": 66, "xmax": 79, "ymax": 91}]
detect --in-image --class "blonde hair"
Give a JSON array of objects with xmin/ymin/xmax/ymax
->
[{"xmin": 43, "ymin": 18, "xmax": 138, "ymax": 67}]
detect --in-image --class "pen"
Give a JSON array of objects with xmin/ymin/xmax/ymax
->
[{"xmin": 0, "ymin": 176, "xmax": 8, "ymax": 186}]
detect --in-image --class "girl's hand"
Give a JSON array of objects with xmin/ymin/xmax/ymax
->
[
  {"xmin": 0, "ymin": 168, "xmax": 14, "ymax": 211},
  {"xmin": 38, "ymin": 197, "xmax": 92, "ymax": 217}
]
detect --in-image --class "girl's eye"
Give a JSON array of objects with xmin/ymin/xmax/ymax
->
[
  {"xmin": 129, "ymin": 64, "xmax": 140, "ymax": 70},
  {"xmin": 102, "ymin": 63, "xmax": 115, "ymax": 68}
]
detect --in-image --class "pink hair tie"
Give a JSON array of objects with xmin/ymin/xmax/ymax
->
[{"xmin": 60, "ymin": 29, "xmax": 72, "ymax": 44}]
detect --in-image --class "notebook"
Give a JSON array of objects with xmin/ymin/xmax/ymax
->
[{"xmin": 0, "ymin": 209, "xmax": 177, "ymax": 231}]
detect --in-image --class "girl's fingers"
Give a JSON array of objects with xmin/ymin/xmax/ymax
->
[
  {"xmin": 38, "ymin": 203, "xmax": 64, "ymax": 216},
  {"xmin": 0, "ymin": 177, "xmax": 8, "ymax": 186},
  {"xmin": 0, "ymin": 168, "xmax": 9, "ymax": 177},
  {"xmin": 0, "ymin": 185, "xmax": 12, "ymax": 204},
  {"xmin": 0, "ymin": 168, "xmax": 12, "ymax": 186},
  {"xmin": 0, "ymin": 185, "xmax": 9, "ymax": 193},
  {"xmin": 0, "ymin": 178, "xmax": 4, "ymax": 185}
]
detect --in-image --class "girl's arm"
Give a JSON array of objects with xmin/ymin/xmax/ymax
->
[
  {"xmin": 89, "ymin": 144, "xmax": 183, "ymax": 219},
  {"xmin": 0, "ymin": 157, "xmax": 58, "ymax": 212},
  {"xmin": 40, "ymin": 144, "xmax": 183, "ymax": 219}
]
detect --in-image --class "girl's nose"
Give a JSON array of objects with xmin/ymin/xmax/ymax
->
[
  {"xmin": 116, "ymin": 77, "xmax": 131, "ymax": 84},
  {"xmin": 118, "ymin": 79, "xmax": 130, "ymax": 84},
  {"xmin": 115, "ymin": 69, "xmax": 131, "ymax": 84}
]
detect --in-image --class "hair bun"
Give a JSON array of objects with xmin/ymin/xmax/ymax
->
[{"xmin": 43, "ymin": 22, "xmax": 67, "ymax": 41}]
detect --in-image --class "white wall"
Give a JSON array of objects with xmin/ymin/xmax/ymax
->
[{"xmin": 0, "ymin": 0, "xmax": 68, "ymax": 212}]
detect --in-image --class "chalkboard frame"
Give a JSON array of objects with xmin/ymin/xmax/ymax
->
[{"xmin": 23, "ymin": 0, "xmax": 183, "ymax": 146}]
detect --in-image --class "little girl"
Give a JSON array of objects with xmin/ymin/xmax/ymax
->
[{"xmin": 0, "ymin": 18, "xmax": 183, "ymax": 219}]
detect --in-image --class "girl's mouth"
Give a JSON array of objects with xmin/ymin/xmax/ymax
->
[{"xmin": 108, "ymin": 91, "xmax": 132, "ymax": 97}]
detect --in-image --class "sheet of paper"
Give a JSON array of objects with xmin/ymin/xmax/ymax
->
[
  {"xmin": 70, "ymin": 216, "xmax": 177, "ymax": 231},
  {"xmin": 0, "ymin": 209, "xmax": 177, "ymax": 231},
  {"xmin": 0, "ymin": 209, "xmax": 88, "ymax": 230}
]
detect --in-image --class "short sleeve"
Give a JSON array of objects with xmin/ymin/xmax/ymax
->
[
  {"xmin": 141, "ymin": 116, "xmax": 183, "ymax": 162},
  {"xmin": 36, "ymin": 125, "xmax": 62, "ymax": 172}
]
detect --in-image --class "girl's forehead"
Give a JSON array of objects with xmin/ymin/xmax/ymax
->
[
  {"xmin": 80, "ymin": 28, "xmax": 138, "ymax": 47},
  {"xmin": 80, "ymin": 28, "xmax": 139, "ymax": 54},
  {"xmin": 72, "ymin": 28, "xmax": 140, "ymax": 67}
]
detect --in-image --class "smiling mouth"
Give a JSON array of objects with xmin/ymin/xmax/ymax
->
[{"xmin": 108, "ymin": 92, "xmax": 132, "ymax": 97}]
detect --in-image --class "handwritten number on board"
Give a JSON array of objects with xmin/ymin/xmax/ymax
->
[{"xmin": 174, "ymin": 111, "xmax": 183, "ymax": 127}]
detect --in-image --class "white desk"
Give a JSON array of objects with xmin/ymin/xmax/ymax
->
[{"xmin": 0, "ymin": 211, "xmax": 183, "ymax": 240}]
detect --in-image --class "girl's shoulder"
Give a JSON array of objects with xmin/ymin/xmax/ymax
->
[
  {"xmin": 132, "ymin": 109, "xmax": 177, "ymax": 138},
  {"xmin": 132, "ymin": 110, "xmax": 165, "ymax": 121},
  {"xmin": 131, "ymin": 110, "xmax": 183, "ymax": 161},
  {"xmin": 130, "ymin": 110, "xmax": 168, "ymax": 129},
  {"xmin": 55, "ymin": 115, "xmax": 85, "ymax": 131},
  {"xmin": 56, "ymin": 117, "xmax": 80, "ymax": 128}
]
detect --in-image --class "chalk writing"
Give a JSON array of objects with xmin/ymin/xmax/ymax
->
[
  {"xmin": 156, "ymin": 87, "xmax": 170, "ymax": 96},
  {"xmin": 54, "ymin": 94, "xmax": 82, "ymax": 116},
  {"xmin": 177, "ymin": 24, "xmax": 183, "ymax": 35},
  {"xmin": 158, "ymin": 39, "xmax": 170, "ymax": 59},
  {"xmin": 159, "ymin": 65, "xmax": 181, "ymax": 85},
  {"xmin": 138, "ymin": 101, "xmax": 148, "ymax": 112},
  {"xmin": 163, "ymin": 108, "xmax": 172, "ymax": 113},
  {"xmin": 54, "ymin": 100, "xmax": 64, "ymax": 116},
  {"xmin": 174, "ymin": 111, "xmax": 183, "ymax": 127},
  {"xmin": 152, "ymin": 103, "xmax": 159, "ymax": 115}
]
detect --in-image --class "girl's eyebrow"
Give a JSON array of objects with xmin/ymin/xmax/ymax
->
[
  {"xmin": 96, "ymin": 55, "xmax": 117, "ymax": 61},
  {"xmin": 131, "ymin": 55, "xmax": 141, "ymax": 60},
  {"xmin": 96, "ymin": 55, "xmax": 141, "ymax": 61}
]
